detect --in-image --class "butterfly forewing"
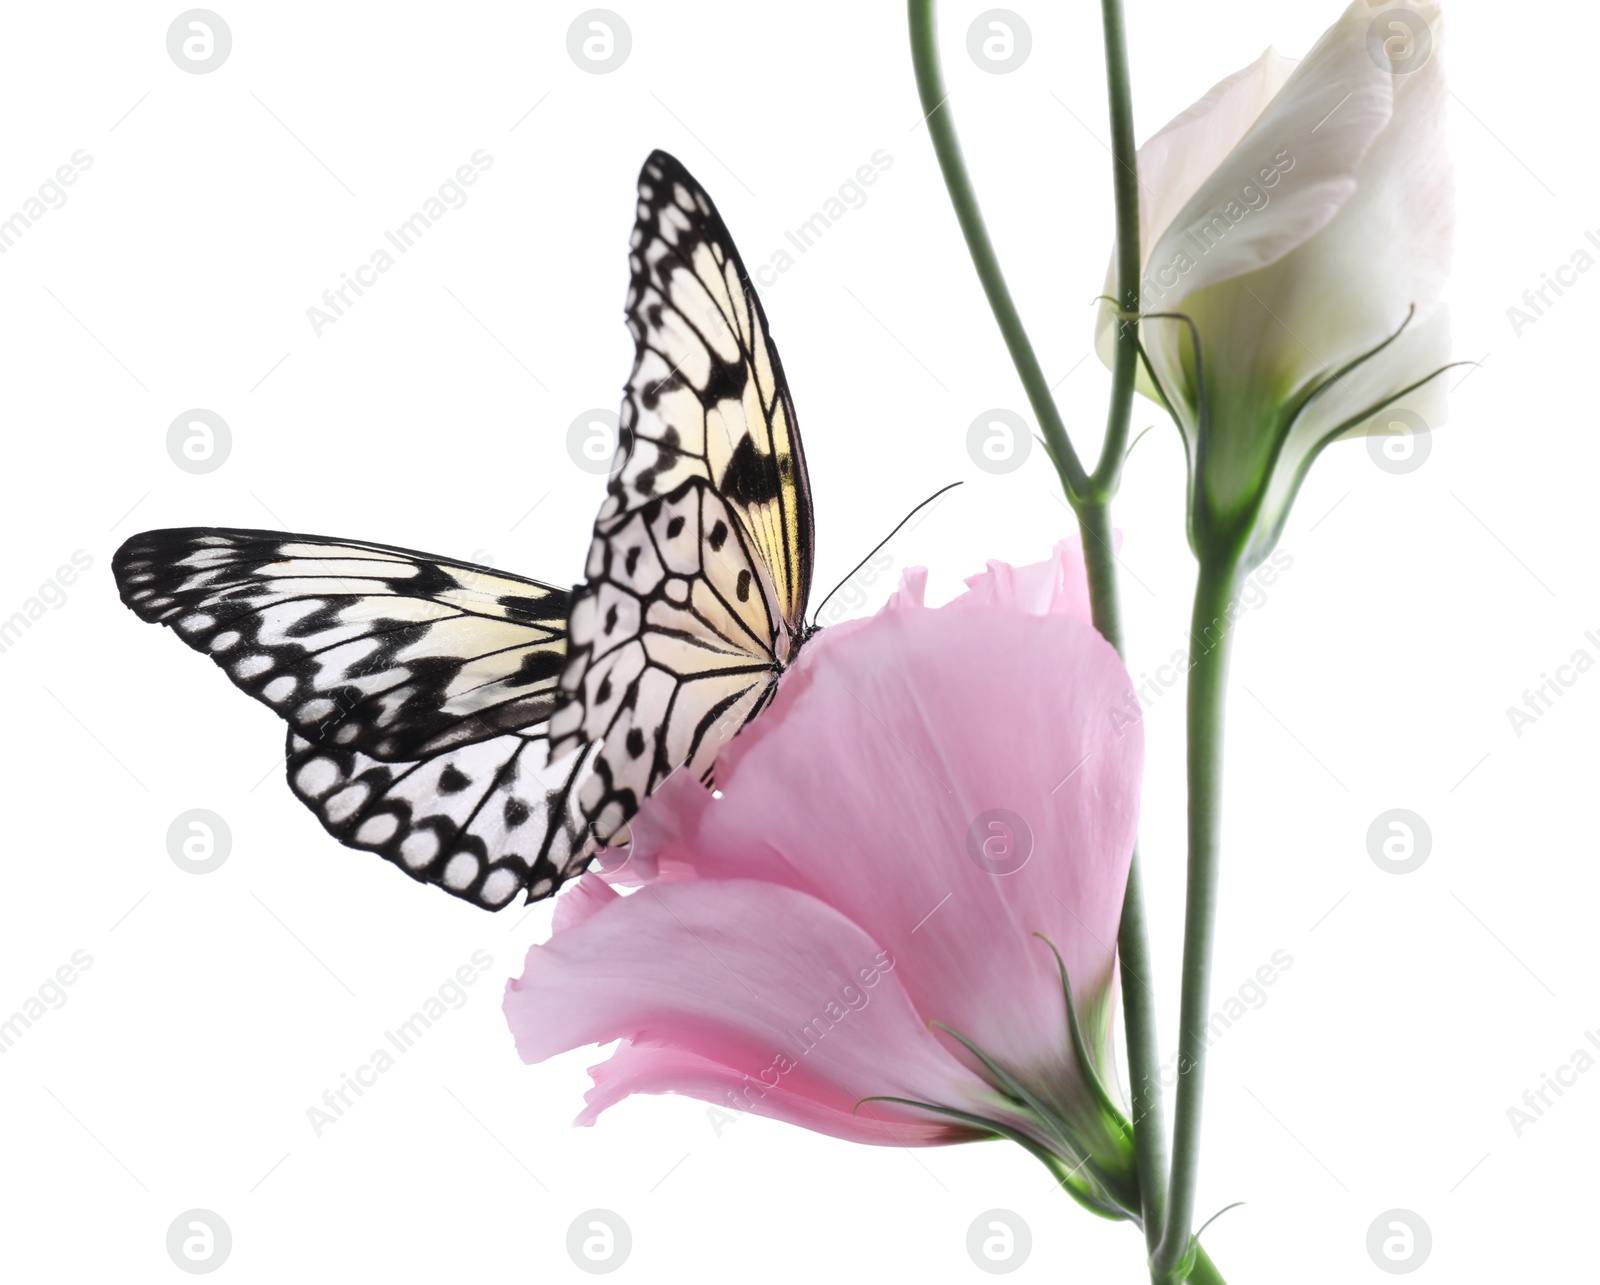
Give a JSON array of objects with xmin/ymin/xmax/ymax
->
[
  {"xmin": 547, "ymin": 151, "xmax": 817, "ymax": 856},
  {"xmin": 609, "ymin": 149, "xmax": 814, "ymax": 632},
  {"xmin": 113, "ymin": 528, "xmax": 592, "ymax": 908},
  {"xmin": 114, "ymin": 528, "xmax": 570, "ymax": 760}
]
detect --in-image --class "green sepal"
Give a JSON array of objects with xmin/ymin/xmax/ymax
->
[
  {"xmin": 855, "ymin": 1095, "xmax": 1130, "ymax": 1224},
  {"xmin": 1032, "ymin": 932, "xmax": 1133, "ymax": 1142},
  {"xmin": 927, "ymin": 1021, "xmax": 1142, "ymax": 1223}
]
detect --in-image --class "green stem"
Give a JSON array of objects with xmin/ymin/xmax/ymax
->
[
  {"xmin": 907, "ymin": 0, "xmax": 1173, "ymax": 1269},
  {"xmin": 1153, "ymin": 555, "xmax": 1241, "ymax": 1281},
  {"xmin": 1082, "ymin": 0, "xmax": 1169, "ymax": 1263},
  {"xmin": 1077, "ymin": 502, "xmax": 1168, "ymax": 1268},
  {"xmin": 906, "ymin": 0, "xmax": 1089, "ymax": 500},
  {"xmin": 1093, "ymin": 0, "xmax": 1143, "ymax": 498}
]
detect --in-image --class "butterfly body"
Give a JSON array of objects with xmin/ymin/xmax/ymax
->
[{"xmin": 113, "ymin": 150, "xmax": 818, "ymax": 911}]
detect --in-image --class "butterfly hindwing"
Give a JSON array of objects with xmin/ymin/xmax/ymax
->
[
  {"xmin": 549, "ymin": 476, "xmax": 788, "ymax": 846},
  {"xmin": 611, "ymin": 149, "xmax": 815, "ymax": 631},
  {"xmin": 113, "ymin": 528, "xmax": 570, "ymax": 761},
  {"xmin": 286, "ymin": 729, "xmax": 599, "ymax": 909}
]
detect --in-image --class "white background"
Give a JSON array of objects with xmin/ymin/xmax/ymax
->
[{"xmin": 1, "ymin": 1, "xmax": 1593, "ymax": 1281}]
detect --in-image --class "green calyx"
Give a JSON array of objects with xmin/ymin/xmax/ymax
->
[
  {"xmin": 1115, "ymin": 302, "xmax": 1470, "ymax": 573},
  {"xmin": 856, "ymin": 936, "xmax": 1141, "ymax": 1225},
  {"xmin": 1153, "ymin": 1203, "xmax": 1243, "ymax": 1284}
]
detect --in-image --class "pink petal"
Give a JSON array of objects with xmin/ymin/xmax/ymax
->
[
  {"xmin": 550, "ymin": 871, "xmax": 620, "ymax": 933},
  {"xmin": 629, "ymin": 544, "xmax": 1143, "ymax": 1128},
  {"xmin": 884, "ymin": 564, "xmax": 929, "ymax": 610},
  {"xmin": 580, "ymin": 1044, "xmax": 967, "ymax": 1144},
  {"xmin": 957, "ymin": 537, "xmax": 1103, "ymax": 622},
  {"xmin": 504, "ymin": 879, "xmax": 1011, "ymax": 1144}
]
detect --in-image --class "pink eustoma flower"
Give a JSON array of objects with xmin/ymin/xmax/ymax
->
[{"xmin": 504, "ymin": 542, "xmax": 1145, "ymax": 1214}]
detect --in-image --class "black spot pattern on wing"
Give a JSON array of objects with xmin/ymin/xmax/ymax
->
[
  {"xmin": 722, "ymin": 433, "xmax": 781, "ymax": 508},
  {"xmin": 113, "ymin": 528, "xmax": 570, "ymax": 761},
  {"xmin": 549, "ymin": 476, "xmax": 788, "ymax": 852},
  {"xmin": 605, "ymin": 150, "xmax": 815, "ymax": 628},
  {"xmin": 286, "ymin": 730, "xmax": 599, "ymax": 909},
  {"xmin": 542, "ymin": 153, "xmax": 825, "ymax": 867}
]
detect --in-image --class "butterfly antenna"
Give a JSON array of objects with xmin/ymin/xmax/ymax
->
[{"xmin": 809, "ymin": 481, "xmax": 963, "ymax": 628}]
